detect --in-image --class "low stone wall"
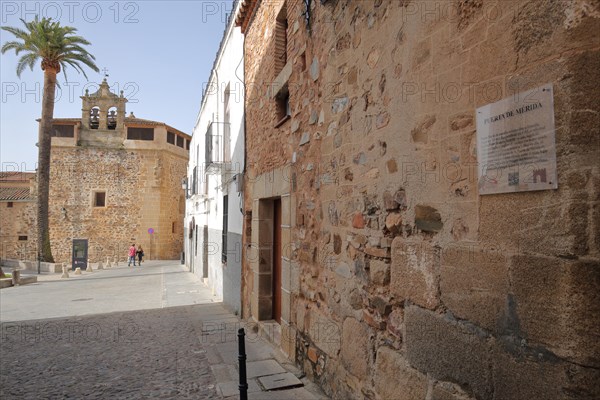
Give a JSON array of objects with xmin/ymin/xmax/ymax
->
[
  {"xmin": 1, "ymin": 259, "xmax": 63, "ymax": 273},
  {"xmin": 0, "ymin": 278, "xmax": 13, "ymax": 289}
]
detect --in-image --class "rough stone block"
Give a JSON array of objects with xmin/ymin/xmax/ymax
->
[
  {"xmin": 387, "ymin": 308, "xmax": 403, "ymax": 338},
  {"xmin": 491, "ymin": 339, "xmax": 567, "ymax": 400},
  {"xmin": 280, "ymin": 322, "xmax": 296, "ymax": 361},
  {"xmin": 364, "ymin": 245, "xmax": 390, "ymax": 259},
  {"xmin": 432, "ymin": 381, "xmax": 473, "ymax": 400},
  {"xmin": 18, "ymin": 276, "xmax": 37, "ymax": 285},
  {"xmin": 479, "ymin": 193, "xmax": 587, "ymax": 258},
  {"xmin": 374, "ymin": 346, "xmax": 427, "ymax": 400},
  {"xmin": 0, "ymin": 278, "xmax": 13, "ymax": 289},
  {"xmin": 369, "ymin": 259, "xmax": 390, "ymax": 285},
  {"xmin": 510, "ymin": 255, "xmax": 600, "ymax": 367},
  {"xmin": 440, "ymin": 245, "xmax": 509, "ymax": 332},
  {"xmin": 308, "ymin": 310, "xmax": 341, "ymax": 358},
  {"xmin": 391, "ymin": 238, "xmax": 440, "ymax": 309},
  {"xmin": 341, "ymin": 317, "xmax": 370, "ymax": 380},
  {"xmin": 362, "ymin": 310, "xmax": 385, "ymax": 330},
  {"xmin": 405, "ymin": 306, "xmax": 491, "ymax": 399},
  {"xmin": 564, "ymin": 260, "xmax": 600, "ymax": 367},
  {"xmin": 414, "ymin": 205, "xmax": 443, "ymax": 232}
]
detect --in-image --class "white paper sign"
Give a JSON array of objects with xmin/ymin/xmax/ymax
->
[{"xmin": 476, "ymin": 83, "xmax": 558, "ymax": 195}]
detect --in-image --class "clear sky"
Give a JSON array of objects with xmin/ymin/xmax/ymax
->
[{"xmin": 0, "ymin": 0, "xmax": 233, "ymax": 172}]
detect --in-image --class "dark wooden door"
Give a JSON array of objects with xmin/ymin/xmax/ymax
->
[
  {"xmin": 72, "ymin": 239, "xmax": 88, "ymax": 270},
  {"xmin": 273, "ymin": 199, "xmax": 282, "ymax": 323}
]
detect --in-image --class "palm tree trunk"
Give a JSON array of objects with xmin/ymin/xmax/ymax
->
[{"xmin": 37, "ymin": 68, "xmax": 57, "ymax": 263}]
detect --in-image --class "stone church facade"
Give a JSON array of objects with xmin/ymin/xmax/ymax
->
[
  {"xmin": 236, "ymin": 1, "xmax": 599, "ymax": 399},
  {"xmin": 47, "ymin": 79, "xmax": 190, "ymax": 263}
]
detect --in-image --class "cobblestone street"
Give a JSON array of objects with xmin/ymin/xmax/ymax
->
[
  {"xmin": 1, "ymin": 306, "xmax": 218, "ymax": 399},
  {"xmin": 0, "ymin": 263, "xmax": 324, "ymax": 399}
]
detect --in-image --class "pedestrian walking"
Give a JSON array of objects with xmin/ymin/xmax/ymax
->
[
  {"xmin": 128, "ymin": 244, "xmax": 137, "ymax": 267},
  {"xmin": 137, "ymin": 245, "xmax": 144, "ymax": 265}
]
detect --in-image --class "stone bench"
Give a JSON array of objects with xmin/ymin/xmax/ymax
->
[
  {"xmin": 10, "ymin": 270, "xmax": 38, "ymax": 286},
  {"xmin": 0, "ymin": 278, "xmax": 13, "ymax": 289},
  {"xmin": 1, "ymin": 259, "xmax": 62, "ymax": 273}
]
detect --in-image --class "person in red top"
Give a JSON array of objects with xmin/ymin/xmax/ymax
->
[{"xmin": 128, "ymin": 244, "xmax": 137, "ymax": 267}]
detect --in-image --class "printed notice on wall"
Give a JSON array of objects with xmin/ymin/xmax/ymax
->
[{"xmin": 476, "ymin": 83, "xmax": 558, "ymax": 195}]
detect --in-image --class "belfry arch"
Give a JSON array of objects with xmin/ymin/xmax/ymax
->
[{"xmin": 81, "ymin": 78, "xmax": 127, "ymax": 132}]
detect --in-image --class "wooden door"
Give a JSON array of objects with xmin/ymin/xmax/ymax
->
[{"xmin": 273, "ymin": 199, "xmax": 282, "ymax": 323}]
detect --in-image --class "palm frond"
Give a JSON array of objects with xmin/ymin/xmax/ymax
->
[
  {"xmin": 1, "ymin": 16, "xmax": 98, "ymax": 80},
  {"xmin": 16, "ymin": 53, "xmax": 39, "ymax": 77},
  {"xmin": 1, "ymin": 40, "xmax": 25, "ymax": 54}
]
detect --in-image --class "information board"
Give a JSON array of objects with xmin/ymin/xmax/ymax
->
[{"xmin": 476, "ymin": 83, "xmax": 558, "ymax": 195}]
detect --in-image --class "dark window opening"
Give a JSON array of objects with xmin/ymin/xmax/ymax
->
[
  {"xmin": 275, "ymin": 87, "xmax": 291, "ymax": 127},
  {"xmin": 275, "ymin": 3, "xmax": 288, "ymax": 76},
  {"xmin": 167, "ymin": 131, "xmax": 175, "ymax": 145},
  {"xmin": 127, "ymin": 127, "xmax": 154, "ymax": 141},
  {"xmin": 7, "ymin": 202, "xmax": 14, "ymax": 208},
  {"xmin": 93, "ymin": 191, "xmax": 106, "ymax": 207},
  {"xmin": 186, "ymin": 139, "xmax": 190, "ymax": 150},
  {"xmin": 18, "ymin": 235, "xmax": 27, "ymax": 241},
  {"xmin": 222, "ymin": 195, "xmax": 228, "ymax": 263},
  {"xmin": 172, "ymin": 222, "xmax": 176, "ymax": 234},
  {"xmin": 51, "ymin": 125, "xmax": 75, "ymax": 137},
  {"xmin": 176, "ymin": 135, "xmax": 184, "ymax": 148}
]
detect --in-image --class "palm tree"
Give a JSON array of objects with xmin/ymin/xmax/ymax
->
[{"xmin": 2, "ymin": 17, "xmax": 99, "ymax": 262}]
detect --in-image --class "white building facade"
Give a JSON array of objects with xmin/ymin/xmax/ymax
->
[{"xmin": 184, "ymin": 4, "xmax": 245, "ymax": 314}]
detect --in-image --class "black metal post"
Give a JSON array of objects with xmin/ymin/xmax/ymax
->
[{"xmin": 238, "ymin": 328, "xmax": 248, "ymax": 400}]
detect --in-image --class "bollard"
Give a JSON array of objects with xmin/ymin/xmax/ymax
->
[
  {"xmin": 114, "ymin": 256, "xmax": 119, "ymax": 267},
  {"xmin": 238, "ymin": 328, "xmax": 248, "ymax": 400},
  {"xmin": 61, "ymin": 265, "xmax": 70, "ymax": 279},
  {"xmin": 106, "ymin": 257, "xmax": 112, "ymax": 268},
  {"xmin": 74, "ymin": 267, "xmax": 81, "ymax": 275},
  {"xmin": 11, "ymin": 269, "xmax": 21, "ymax": 285},
  {"xmin": 97, "ymin": 261, "xmax": 104, "ymax": 270},
  {"xmin": 87, "ymin": 259, "xmax": 93, "ymax": 273}
]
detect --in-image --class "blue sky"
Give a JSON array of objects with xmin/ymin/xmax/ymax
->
[{"xmin": 0, "ymin": 0, "xmax": 233, "ymax": 171}]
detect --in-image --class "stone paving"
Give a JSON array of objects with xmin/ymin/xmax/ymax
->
[
  {"xmin": 0, "ymin": 260, "xmax": 219, "ymax": 322},
  {"xmin": 1, "ymin": 306, "xmax": 218, "ymax": 399},
  {"xmin": 0, "ymin": 261, "xmax": 326, "ymax": 399}
]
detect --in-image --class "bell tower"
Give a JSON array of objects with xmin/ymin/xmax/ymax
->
[
  {"xmin": 79, "ymin": 78, "xmax": 128, "ymax": 146},
  {"xmin": 81, "ymin": 78, "xmax": 127, "ymax": 131}
]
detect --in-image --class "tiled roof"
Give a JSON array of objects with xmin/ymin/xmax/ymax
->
[
  {"xmin": 0, "ymin": 172, "xmax": 35, "ymax": 182},
  {"xmin": 0, "ymin": 187, "xmax": 33, "ymax": 201}
]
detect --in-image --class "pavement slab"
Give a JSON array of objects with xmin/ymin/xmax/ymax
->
[{"xmin": 259, "ymin": 372, "xmax": 304, "ymax": 390}]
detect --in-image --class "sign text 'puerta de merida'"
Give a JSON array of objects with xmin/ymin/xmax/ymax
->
[{"xmin": 476, "ymin": 83, "xmax": 558, "ymax": 195}]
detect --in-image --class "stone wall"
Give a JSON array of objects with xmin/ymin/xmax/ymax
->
[
  {"xmin": 242, "ymin": 0, "xmax": 600, "ymax": 399},
  {"xmin": 49, "ymin": 145, "xmax": 187, "ymax": 263},
  {"xmin": 0, "ymin": 200, "xmax": 37, "ymax": 261}
]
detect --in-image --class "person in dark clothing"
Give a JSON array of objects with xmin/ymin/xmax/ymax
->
[{"xmin": 137, "ymin": 245, "xmax": 144, "ymax": 265}]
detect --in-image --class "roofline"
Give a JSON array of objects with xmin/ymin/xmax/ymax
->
[
  {"xmin": 195, "ymin": 0, "xmax": 243, "ymax": 130},
  {"xmin": 48, "ymin": 117, "xmax": 191, "ymax": 139}
]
